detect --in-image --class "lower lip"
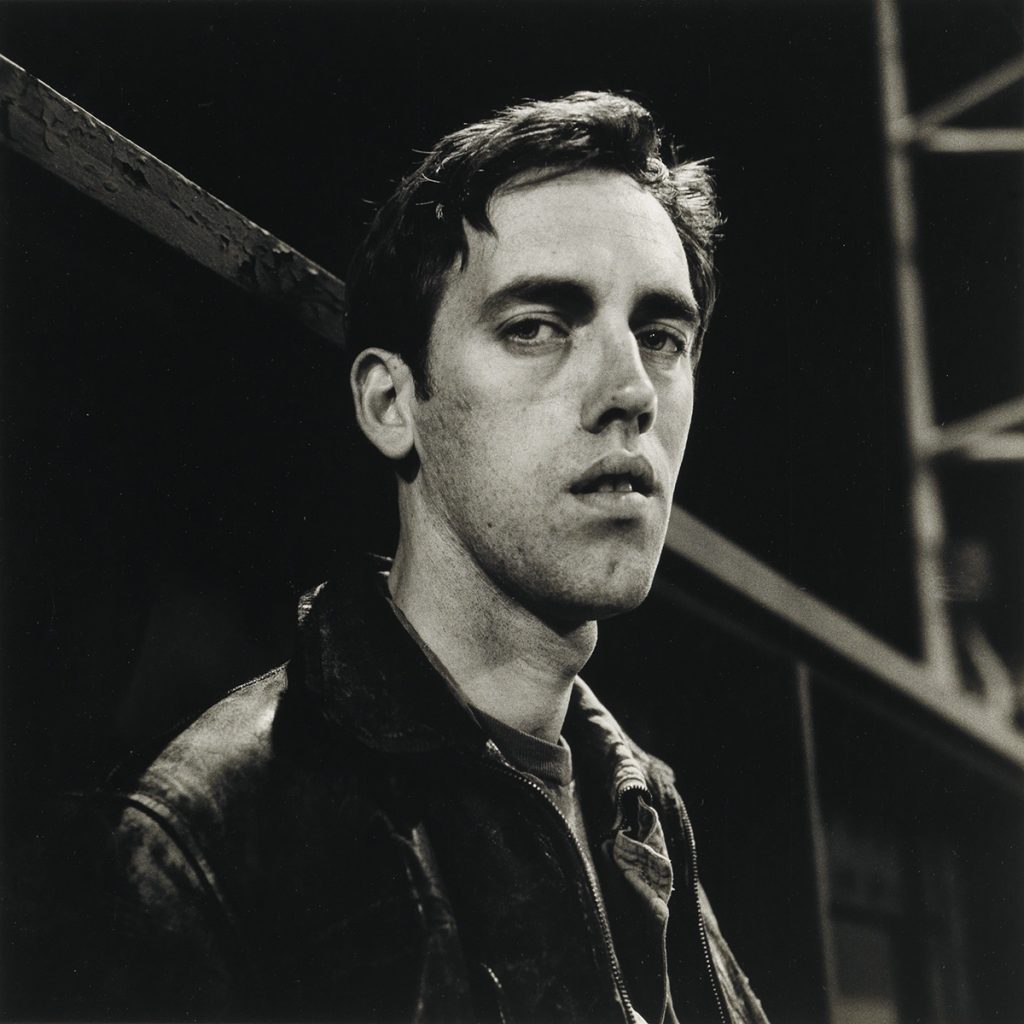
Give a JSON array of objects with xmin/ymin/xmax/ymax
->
[{"xmin": 571, "ymin": 490, "xmax": 652, "ymax": 514}]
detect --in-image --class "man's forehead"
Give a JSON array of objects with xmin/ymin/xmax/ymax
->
[{"xmin": 453, "ymin": 169, "xmax": 693, "ymax": 303}]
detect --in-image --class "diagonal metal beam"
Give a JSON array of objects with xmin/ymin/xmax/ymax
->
[
  {"xmin": 0, "ymin": 53, "xmax": 346, "ymax": 347},
  {"xmin": 913, "ymin": 53, "xmax": 1024, "ymax": 132},
  {"xmin": 662, "ymin": 507, "xmax": 1024, "ymax": 769},
  {"xmin": 925, "ymin": 394, "xmax": 1024, "ymax": 457}
]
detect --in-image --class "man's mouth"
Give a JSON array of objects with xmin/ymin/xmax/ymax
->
[{"xmin": 570, "ymin": 453, "xmax": 656, "ymax": 498}]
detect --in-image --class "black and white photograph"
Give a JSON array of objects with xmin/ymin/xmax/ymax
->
[{"xmin": 1, "ymin": 1, "xmax": 1022, "ymax": 1021}]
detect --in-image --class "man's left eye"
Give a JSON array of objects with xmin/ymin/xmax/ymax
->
[{"xmin": 637, "ymin": 328, "xmax": 688, "ymax": 355}]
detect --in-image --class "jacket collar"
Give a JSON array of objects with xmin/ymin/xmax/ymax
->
[
  {"xmin": 295, "ymin": 555, "xmax": 653, "ymax": 802},
  {"xmin": 297, "ymin": 556, "xmax": 487, "ymax": 753},
  {"xmin": 566, "ymin": 680, "xmax": 652, "ymax": 799}
]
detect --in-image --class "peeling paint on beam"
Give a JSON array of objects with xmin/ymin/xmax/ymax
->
[{"xmin": 0, "ymin": 54, "xmax": 346, "ymax": 347}]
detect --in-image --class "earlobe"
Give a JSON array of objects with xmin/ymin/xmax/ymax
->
[{"xmin": 349, "ymin": 348, "xmax": 417, "ymax": 461}]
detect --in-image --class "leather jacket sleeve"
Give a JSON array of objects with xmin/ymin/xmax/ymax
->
[
  {"xmin": 95, "ymin": 801, "xmax": 242, "ymax": 1018},
  {"xmin": 31, "ymin": 795, "xmax": 244, "ymax": 1022}
]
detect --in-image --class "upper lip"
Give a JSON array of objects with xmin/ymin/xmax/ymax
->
[{"xmin": 570, "ymin": 452, "xmax": 657, "ymax": 497}]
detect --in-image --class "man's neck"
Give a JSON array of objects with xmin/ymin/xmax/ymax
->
[{"xmin": 387, "ymin": 528, "xmax": 597, "ymax": 745}]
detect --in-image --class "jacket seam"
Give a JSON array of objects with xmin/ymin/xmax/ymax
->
[{"xmin": 113, "ymin": 791, "xmax": 241, "ymax": 935}]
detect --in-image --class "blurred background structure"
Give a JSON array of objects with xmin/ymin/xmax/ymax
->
[{"xmin": 1, "ymin": 1, "xmax": 1022, "ymax": 1021}]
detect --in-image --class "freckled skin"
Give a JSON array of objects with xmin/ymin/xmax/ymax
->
[{"xmin": 405, "ymin": 169, "xmax": 696, "ymax": 625}]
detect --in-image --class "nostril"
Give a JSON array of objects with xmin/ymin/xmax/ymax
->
[
  {"xmin": 581, "ymin": 347, "xmax": 659, "ymax": 433},
  {"xmin": 593, "ymin": 400, "xmax": 656, "ymax": 433}
]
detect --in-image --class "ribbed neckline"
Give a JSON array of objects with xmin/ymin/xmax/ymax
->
[{"xmin": 472, "ymin": 705, "xmax": 574, "ymax": 789}]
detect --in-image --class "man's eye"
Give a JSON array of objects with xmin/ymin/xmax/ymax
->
[
  {"xmin": 637, "ymin": 328, "xmax": 688, "ymax": 356},
  {"xmin": 503, "ymin": 319, "xmax": 567, "ymax": 345}
]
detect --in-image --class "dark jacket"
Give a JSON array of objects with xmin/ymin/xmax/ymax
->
[{"xmin": 51, "ymin": 560, "xmax": 769, "ymax": 1023}]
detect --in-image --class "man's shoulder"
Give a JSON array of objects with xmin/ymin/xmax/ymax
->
[
  {"xmin": 91, "ymin": 654, "xmax": 408, "ymax": 911},
  {"xmin": 96, "ymin": 659, "xmax": 365, "ymax": 876},
  {"xmin": 47, "ymin": 654, "xmax": 447, "ymax": 1021},
  {"xmin": 108, "ymin": 664, "xmax": 292, "ymax": 814}
]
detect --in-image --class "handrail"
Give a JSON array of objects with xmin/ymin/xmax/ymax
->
[{"xmin": 662, "ymin": 507, "xmax": 1024, "ymax": 770}]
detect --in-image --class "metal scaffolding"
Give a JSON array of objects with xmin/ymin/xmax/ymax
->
[{"xmin": 875, "ymin": 0, "xmax": 1024, "ymax": 712}]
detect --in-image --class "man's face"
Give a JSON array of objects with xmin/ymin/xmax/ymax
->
[{"xmin": 408, "ymin": 169, "xmax": 697, "ymax": 622}]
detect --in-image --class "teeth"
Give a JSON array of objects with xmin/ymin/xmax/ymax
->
[
  {"xmin": 580, "ymin": 474, "xmax": 644, "ymax": 496},
  {"xmin": 589, "ymin": 477, "xmax": 636, "ymax": 494}
]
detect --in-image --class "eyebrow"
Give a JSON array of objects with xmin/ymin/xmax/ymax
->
[
  {"xmin": 632, "ymin": 289, "xmax": 701, "ymax": 330},
  {"xmin": 478, "ymin": 274, "xmax": 701, "ymax": 329},
  {"xmin": 478, "ymin": 276, "xmax": 594, "ymax": 324}
]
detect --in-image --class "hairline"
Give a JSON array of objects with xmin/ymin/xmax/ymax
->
[{"xmin": 416, "ymin": 164, "xmax": 706, "ymax": 392}]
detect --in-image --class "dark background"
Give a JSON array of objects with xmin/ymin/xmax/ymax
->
[{"xmin": 0, "ymin": 1, "xmax": 1022, "ymax": 1019}]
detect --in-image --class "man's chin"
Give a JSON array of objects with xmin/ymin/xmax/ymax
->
[
  {"xmin": 525, "ymin": 563, "xmax": 658, "ymax": 625},
  {"xmin": 582, "ymin": 582, "xmax": 654, "ymax": 621}
]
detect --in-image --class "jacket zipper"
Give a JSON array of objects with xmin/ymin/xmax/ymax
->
[
  {"xmin": 479, "ymin": 751, "xmax": 638, "ymax": 1024},
  {"xmin": 673, "ymin": 794, "xmax": 727, "ymax": 1024}
]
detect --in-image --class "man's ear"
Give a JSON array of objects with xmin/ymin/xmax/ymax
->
[{"xmin": 350, "ymin": 348, "xmax": 418, "ymax": 461}]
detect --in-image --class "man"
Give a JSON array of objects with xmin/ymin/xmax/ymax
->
[{"xmin": 60, "ymin": 91, "xmax": 768, "ymax": 1023}]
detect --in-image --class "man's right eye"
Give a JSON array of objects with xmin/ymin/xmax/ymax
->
[{"xmin": 502, "ymin": 319, "xmax": 567, "ymax": 346}]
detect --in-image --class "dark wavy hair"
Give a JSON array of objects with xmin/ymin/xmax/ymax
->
[{"xmin": 345, "ymin": 91, "xmax": 722, "ymax": 396}]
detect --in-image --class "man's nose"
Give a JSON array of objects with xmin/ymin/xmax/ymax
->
[{"xmin": 580, "ymin": 325, "xmax": 658, "ymax": 435}]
